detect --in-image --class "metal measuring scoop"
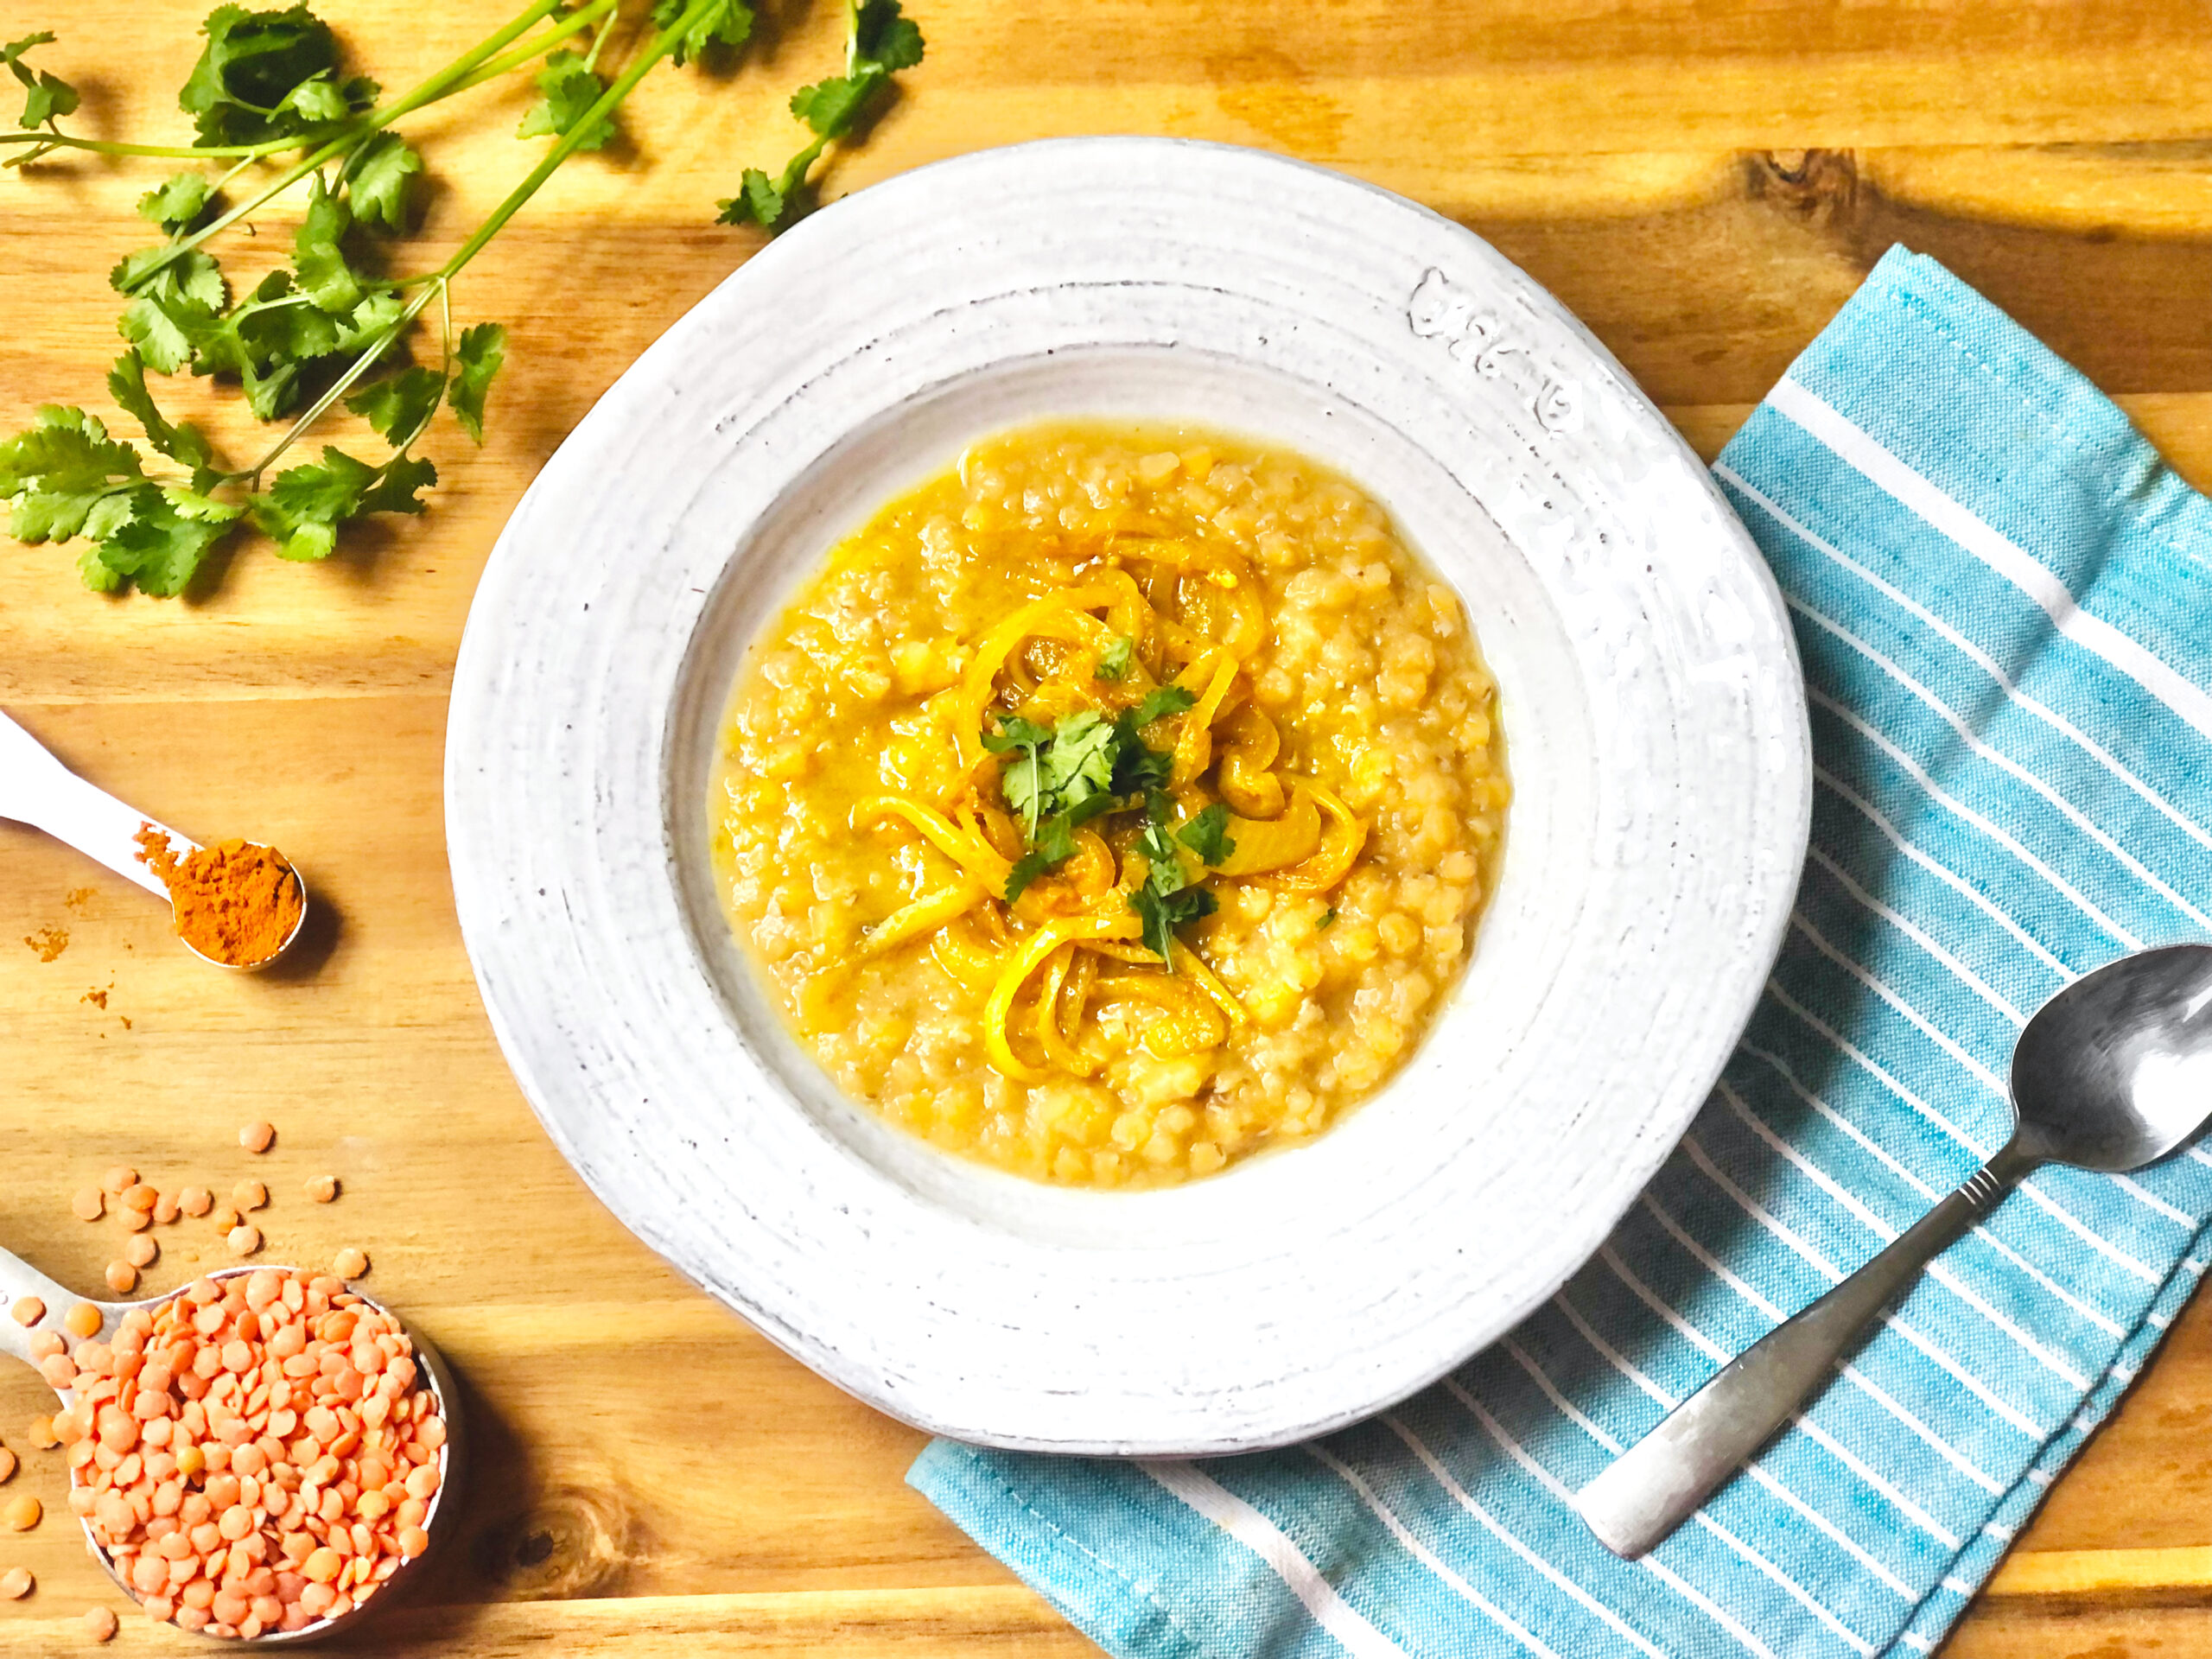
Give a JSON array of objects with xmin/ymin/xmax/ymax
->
[
  {"xmin": 0, "ymin": 1248, "xmax": 461, "ymax": 1643},
  {"xmin": 0, "ymin": 709, "xmax": 307, "ymax": 970},
  {"xmin": 1576, "ymin": 941, "xmax": 2212, "ymax": 1559}
]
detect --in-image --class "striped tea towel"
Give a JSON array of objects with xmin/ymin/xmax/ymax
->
[{"xmin": 908, "ymin": 245, "xmax": 2212, "ymax": 1659}]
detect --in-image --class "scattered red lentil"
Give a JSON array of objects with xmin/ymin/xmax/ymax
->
[
  {"xmin": 122, "ymin": 1208, "xmax": 153, "ymax": 1234},
  {"xmin": 331, "ymin": 1249, "xmax": 368, "ymax": 1281},
  {"xmin": 64, "ymin": 1304, "xmax": 103, "ymax": 1341},
  {"xmin": 127, "ymin": 1234, "xmax": 160, "ymax": 1270},
  {"xmin": 211, "ymin": 1207, "xmax": 240, "ymax": 1234},
  {"xmin": 26, "ymin": 1419, "xmax": 57, "ymax": 1452},
  {"xmin": 122, "ymin": 1184, "xmax": 159, "ymax": 1214},
  {"xmin": 304, "ymin": 1176, "xmax": 338, "ymax": 1205},
  {"xmin": 0, "ymin": 1566, "xmax": 31, "ymax": 1599},
  {"xmin": 179, "ymin": 1189, "xmax": 213, "ymax": 1218},
  {"xmin": 11, "ymin": 1298, "xmax": 43, "ymax": 1328},
  {"xmin": 238, "ymin": 1122, "xmax": 275, "ymax": 1154},
  {"xmin": 226, "ymin": 1224, "xmax": 261, "ymax": 1257},
  {"xmin": 234, "ymin": 1180, "xmax": 268, "ymax": 1213},
  {"xmin": 100, "ymin": 1167, "xmax": 136, "ymax": 1195},
  {"xmin": 153, "ymin": 1190, "xmax": 181, "ymax": 1225},
  {"xmin": 3, "ymin": 1495, "xmax": 39, "ymax": 1531},
  {"xmin": 84, "ymin": 1605, "xmax": 119, "ymax": 1642},
  {"xmin": 104, "ymin": 1262, "xmax": 137, "ymax": 1295},
  {"xmin": 72, "ymin": 1187, "xmax": 105, "ymax": 1223},
  {"xmin": 0, "ymin": 1449, "xmax": 16, "ymax": 1484},
  {"xmin": 54, "ymin": 1270, "xmax": 444, "ymax": 1637}
]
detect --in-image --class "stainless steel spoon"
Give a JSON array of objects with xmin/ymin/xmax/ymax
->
[
  {"xmin": 1575, "ymin": 941, "xmax": 2212, "ymax": 1559},
  {"xmin": 0, "ymin": 1248, "xmax": 461, "ymax": 1643},
  {"xmin": 0, "ymin": 708, "xmax": 308, "ymax": 970}
]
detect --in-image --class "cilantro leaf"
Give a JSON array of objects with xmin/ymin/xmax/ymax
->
[
  {"xmin": 1177, "ymin": 802, "xmax": 1234, "ymax": 867},
  {"xmin": 1130, "ymin": 883, "xmax": 1215, "ymax": 962},
  {"xmin": 1002, "ymin": 850, "xmax": 1050, "ymax": 906},
  {"xmin": 137, "ymin": 171, "xmax": 214, "ymax": 235},
  {"xmin": 0, "ymin": 406, "xmax": 145, "ymax": 543},
  {"xmin": 788, "ymin": 73, "xmax": 876, "ymax": 141},
  {"xmin": 3, "ymin": 33, "xmax": 78, "ymax": 130},
  {"xmin": 116, "ymin": 249, "xmax": 229, "ymax": 376},
  {"xmin": 653, "ymin": 0, "xmax": 753, "ymax": 68},
  {"xmin": 448, "ymin": 322, "xmax": 505, "ymax": 445},
  {"xmin": 292, "ymin": 175, "xmax": 362, "ymax": 314},
  {"xmin": 248, "ymin": 445, "xmax": 434, "ymax": 562},
  {"xmin": 108, "ymin": 351, "xmax": 214, "ymax": 471},
  {"xmin": 343, "ymin": 365, "xmax": 443, "ymax": 448},
  {"xmin": 1132, "ymin": 683, "xmax": 1196, "ymax": 728},
  {"xmin": 178, "ymin": 5, "xmax": 349, "ymax": 147},
  {"xmin": 981, "ymin": 713, "xmax": 1051, "ymax": 838},
  {"xmin": 1109, "ymin": 709, "xmax": 1174, "ymax": 797},
  {"xmin": 715, "ymin": 168, "xmax": 791, "ymax": 231},
  {"xmin": 92, "ymin": 484, "xmax": 242, "ymax": 596},
  {"xmin": 1136, "ymin": 816, "xmax": 1188, "ymax": 893},
  {"xmin": 1039, "ymin": 710, "xmax": 1116, "ymax": 807},
  {"xmin": 1094, "ymin": 634, "xmax": 1133, "ymax": 681},
  {"xmin": 343, "ymin": 131, "xmax": 422, "ymax": 232},
  {"xmin": 1318, "ymin": 906, "xmax": 1337, "ymax": 929},
  {"xmin": 855, "ymin": 0, "xmax": 925, "ymax": 73},
  {"xmin": 516, "ymin": 50, "xmax": 613, "ymax": 151}
]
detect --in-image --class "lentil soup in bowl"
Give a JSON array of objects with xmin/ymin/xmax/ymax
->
[
  {"xmin": 448, "ymin": 138, "xmax": 1809, "ymax": 1454},
  {"xmin": 711, "ymin": 420, "xmax": 1512, "ymax": 1189}
]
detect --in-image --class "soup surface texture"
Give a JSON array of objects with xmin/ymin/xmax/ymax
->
[{"xmin": 711, "ymin": 421, "xmax": 1510, "ymax": 1186}]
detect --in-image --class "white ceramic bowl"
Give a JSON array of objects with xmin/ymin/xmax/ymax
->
[{"xmin": 447, "ymin": 137, "xmax": 1809, "ymax": 1454}]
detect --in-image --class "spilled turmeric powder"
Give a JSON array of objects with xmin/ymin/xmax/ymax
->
[{"xmin": 132, "ymin": 828, "xmax": 302, "ymax": 968}]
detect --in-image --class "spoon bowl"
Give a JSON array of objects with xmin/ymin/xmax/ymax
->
[
  {"xmin": 0, "ymin": 1249, "xmax": 458, "ymax": 1644},
  {"xmin": 2012, "ymin": 942, "xmax": 2212, "ymax": 1170},
  {"xmin": 1577, "ymin": 942, "xmax": 2212, "ymax": 1558}
]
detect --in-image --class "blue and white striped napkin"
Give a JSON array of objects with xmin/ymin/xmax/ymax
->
[{"xmin": 908, "ymin": 245, "xmax": 2212, "ymax": 1659}]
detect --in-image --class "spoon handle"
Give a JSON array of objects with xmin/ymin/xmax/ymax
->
[
  {"xmin": 1574, "ymin": 1140, "xmax": 2037, "ymax": 1558},
  {"xmin": 0, "ymin": 709, "xmax": 181, "ymax": 899},
  {"xmin": 0, "ymin": 1245, "xmax": 109, "ymax": 1370}
]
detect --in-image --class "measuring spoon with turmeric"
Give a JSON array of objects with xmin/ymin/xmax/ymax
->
[{"xmin": 0, "ymin": 709, "xmax": 307, "ymax": 970}]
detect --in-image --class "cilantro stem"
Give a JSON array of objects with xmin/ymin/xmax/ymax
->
[
  {"xmin": 447, "ymin": 0, "xmax": 623, "ymax": 96},
  {"xmin": 428, "ymin": 0, "xmax": 721, "ymax": 286},
  {"xmin": 241, "ymin": 281, "xmax": 442, "ymax": 485}
]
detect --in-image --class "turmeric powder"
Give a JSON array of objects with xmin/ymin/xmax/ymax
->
[{"xmin": 133, "ymin": 827, "xmax": 303, "ymax": 968}]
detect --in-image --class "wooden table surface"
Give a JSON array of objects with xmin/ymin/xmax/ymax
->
[{"xmin": 6, "ymin": 2, "xmax": 2212, "ymax": 1652}]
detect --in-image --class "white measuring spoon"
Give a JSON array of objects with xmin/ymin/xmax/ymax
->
[
  {"xmin": 0, "ymin": 708, "xmax": 308, "ymax": 970},
  {"xmin": 0, "ymin": 1249, "xmax": 461, "ymax": 1643}
]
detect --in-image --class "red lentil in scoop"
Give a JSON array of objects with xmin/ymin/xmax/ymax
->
[{"xmin": 51, "ymin": 1270, "xmax": 444, "ymax": 1637}]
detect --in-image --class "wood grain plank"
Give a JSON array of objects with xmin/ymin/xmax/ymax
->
[{"xmin": 0, "ymin": 1587, "xmax": 1095, "ymax": 1657}]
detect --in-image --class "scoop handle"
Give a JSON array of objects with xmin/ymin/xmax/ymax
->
[
  {"xmin": 1573, "ymin": 1138, "xmax": 2037, "ymax": 1558},
  {"xmin": 0, "ymin": 708, "xmax": 182, "ymax": 899},
  {"xmin": 0, "ymin": 1245, "xmax": 115, "ymax": 1371}
]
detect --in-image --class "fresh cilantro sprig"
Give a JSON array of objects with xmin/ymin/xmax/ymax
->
[
  {"xmin": 1130, "ymin": 794, "xmax": 1217, "ymax": 959},
  {"xmin": 1094, "ymin": 634, "xmax": 1133, "ymax": 681},
  {"xmin": 718, "ymin": 0, "xmax": 924, "ymax": 231},
  {"xmin": 2, "ymin": 0, "xmax": 923, "ymax": 597},
  {"xmin": 982, "ymin": 686, "xmax": 1203, "ymax": 906}
]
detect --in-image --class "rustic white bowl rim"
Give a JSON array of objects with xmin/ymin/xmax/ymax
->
[{"xmin": 447, "ymin": 137, "xmax": 1810, "ymax": 1456}]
